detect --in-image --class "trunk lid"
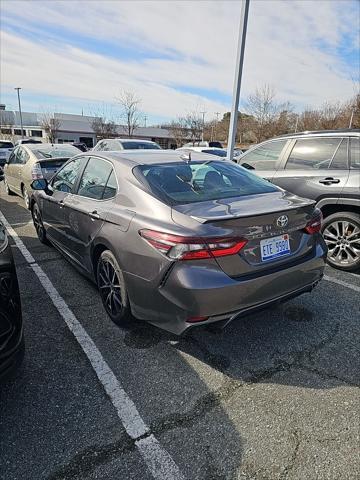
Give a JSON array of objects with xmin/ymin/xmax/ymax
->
[{"xmin": 172, "ymin": 191, "xmax": 317, "ymax": 277}]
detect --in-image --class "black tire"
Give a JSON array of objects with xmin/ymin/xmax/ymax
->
[
  {"xmin": 322, "ymin": 212, "xmax": 360, "ymax": 272},
  {"xmin": 97, "ymin": 250, "xmax": 132, "ymax": 325},
  {"xmin": 4, "ymin": 180, "xmax": 15, "ymax": 196},
  {"xmin": 32, "ymin": 202, "xmax": 50, "ymax": 245}
]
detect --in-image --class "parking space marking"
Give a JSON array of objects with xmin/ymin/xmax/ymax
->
[
  {"xmin": 0, "ymin": 211, "xmax": 185, "ymax": 480},
  {"xmin": 324, "ymin": 275, "xmax": 360, "ymax": 293}
]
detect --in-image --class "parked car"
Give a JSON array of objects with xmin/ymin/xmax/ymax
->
[
  {"xmin": 30, "ymin": 150, "xmax": 326, "ymax": 335},
  {"xmin": 182, "ymin": 141, "xmax": 223, "ymax": 148},
  {"xmin": 15, "ymin": 139, "xmax": 43, "ymax": 145},
  {"xmin": 72, "ymin": 142, "xmax": 88, "ymax": 152},
  {"xmin": 3, "ymin": 143, "xmax": 80, "ymax": 209},
  {"xmin": 176, "ymin": 146, "xmax": 228, "ymax": 157},
  {"xmin": 93, "ymin": 138, "xmax": 161, "ymax": 151},
  {"xmin": 237, "ymin": 130, "xmax": 360, "ymax": 271},
  {"xmin": 0, "ymin": 221, "xmax": 24, "ymax": 380},
  {"xmin": 0, "ymin": 140, "xmax": 14, "ymax": 168},
  {"xmin": 176, "ymin": 146, "xmax": 241, "ymax": 161}
]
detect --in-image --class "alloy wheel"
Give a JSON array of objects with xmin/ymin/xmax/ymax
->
[
  {"xmin": 33, "ymin": 205, "xmax": 45, "ymax": 240},
  {"xmin": 98, "ymin": 259, "xmax": 124, "ymax": 317},
  {"xmin": 323, "ymin": 220, "xmax": 360, "ymax": 268}
]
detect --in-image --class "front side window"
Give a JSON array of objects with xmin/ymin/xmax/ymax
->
[
  {"xmin": 330, "ymin": 138, "xmax": 348, "ymax": 169},
  {"xmin": 134, "ymin": 161, "xmax": 278, "ymax": 205},
  {"xmin": 77, "ymin": 157, "xmax": 114, "ymax": 199},
  {"xmin": 52, "ymin": 157, "xmax": 86, "ymax": 193},
  {"xmin": 350, "ymin": 138, "xmax": 360, "ymax": 169},
  {"xmin": 240, "ymin": 140, "xmax": 287, "ymax": 170},
  {"xmin": 286, "ymin": 137, "xmax": 342, "ymax": 170}
]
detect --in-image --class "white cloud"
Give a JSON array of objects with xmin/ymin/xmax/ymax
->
[{"xmin": 1, "ymin": 0, "xmax": 359, "ymax": 119}]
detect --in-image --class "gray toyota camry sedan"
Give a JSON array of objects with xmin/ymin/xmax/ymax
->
[{"xmin": 30, "ymin": 150, "xmax": 327, "ymax": 335}]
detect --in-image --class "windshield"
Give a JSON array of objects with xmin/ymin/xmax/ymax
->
[
  {"xmin": 134, "ymin": 160, "xmax": 278, "ymax": 205},
  {"xmin": 32, "ymin": 145, "xmax": 80, "ymax": 159},
  {"xmin": 201, "ymin": 149, "xmax": 227, "ymax": 157},
  {"xmin": 0, "ymin": 141, "xmax": 14, "ymax": 149},
  {"xmin": 122, "ymin": 141, "xmax": 161, "ymax": 150}
]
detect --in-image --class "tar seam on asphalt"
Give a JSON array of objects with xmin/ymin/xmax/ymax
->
[{"xmin": 0, "ymin": 211, "xmax": 185, "ymax": 480}]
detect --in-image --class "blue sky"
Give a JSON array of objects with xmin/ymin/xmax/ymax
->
[{"xmin": 1, "ymin": 0, "xmax": 359, "ymax": 124}]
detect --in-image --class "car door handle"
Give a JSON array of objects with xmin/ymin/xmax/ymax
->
[
  {"xmin": 89, "ymin": 210, "xmax": 100, "ymax": 220},
  {"xmin": 318, "ymin": 177, "xmax": 340, "ymax": 185}
]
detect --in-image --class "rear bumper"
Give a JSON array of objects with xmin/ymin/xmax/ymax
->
[{"xmin": 128, "ymin": 242, "xmax": 327, "ymax": 335}]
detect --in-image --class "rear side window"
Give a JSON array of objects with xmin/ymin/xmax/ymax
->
[
  {"xmin": 77, "ymin": 157, "xmax": 115, "ymax": 200},
  {"xmin": 330, "ymin": 138, "xmax": 348, "ymax": 169},
  {"xmin": 350, "ymin": 138, "xmax": 360, "ymax": 169},
  {"xmin": 240, "ymin": 140, "xmax": 287, "ymax": 170},
  {"xmin": 286, "ymin": 138, "xmax": 341, "ymax": 170},
  {"xmin": 53, "ymin": 157, "xmax": 86, "ymax": 193},
  {"xmin": 134, "ymin": 161, "xmax": 278, "ymax": 205}
]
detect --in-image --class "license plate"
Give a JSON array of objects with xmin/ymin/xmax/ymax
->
[{"xmin": 260, "ymin": 234, "xmax": 290, "ymax": 261}]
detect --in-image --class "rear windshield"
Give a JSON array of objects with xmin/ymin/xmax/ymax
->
[
  {"xmin": 122, "ymin": 141, "xmax": 161, "ymax": 150},
  {"xmin": 0, "ymin": 141, "xmax": 14, "ymax": 149},
  {"xmin": 202, "ymin": 149, "xmax": 227, "ymax": 157},
  {"xmin": 32, "ymin": 145, "xmax": 80, "ymax": 159},
  {"xmin": 134, "ymin": 161, "xmax": 278, "ymax": 205}
]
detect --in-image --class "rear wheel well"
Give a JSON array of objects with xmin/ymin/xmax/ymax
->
[
  {"xmin": 320, "ymin": 204, "xmax": 360, "ymax": 219},
  {"xmin": 92, "ymin": 244, "xmax": 109, "ymax": 278}
]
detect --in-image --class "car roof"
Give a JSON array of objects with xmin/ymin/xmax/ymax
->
[
  {"xmin": 274, "ymin": 129, "xmax": 360, "ymax": 139},
  {"xmin": 24, "ymin": 143, "xmax": 79, "ymax": 150},
  {"xmin": 89, "ymin": 149, "xmax": 222, "ymax": 166}
]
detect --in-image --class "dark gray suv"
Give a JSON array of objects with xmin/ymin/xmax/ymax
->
[{"xmin": 238, "ymin": 130, "xmax": 360, "ymax": 272}]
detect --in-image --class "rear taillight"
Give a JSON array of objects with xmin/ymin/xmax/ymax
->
[
  {"xmin": 304, "ymin": 209, "xmax": 322, "ymax": 234},
  {"xmin": 31, "ymin": 162, "xmax": 43, "ymax": 180},
  {"xmin": 139, "ymin": 229, "xmax": 247, "ymax": 260}
]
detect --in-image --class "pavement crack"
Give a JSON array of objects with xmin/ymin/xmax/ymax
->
[
  {"xmin": 47, "ymin": 433, "xmax": 135, "ymax": 480},
  {"xmin": 279, "ymin": 430, "xmax": 301, "ymax": 480}
]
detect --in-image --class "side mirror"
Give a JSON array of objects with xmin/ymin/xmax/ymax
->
[
  {"xmin": 31, "ymin": 178, "xmax": 49, "ymax": 190},
  {"xmin": 241, "ymin": 162, "xmax": 255, "ymax": 170}
]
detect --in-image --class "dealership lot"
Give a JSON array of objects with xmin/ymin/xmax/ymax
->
[{"xmin": 0, "ymin": 186, "xmax": 359, "ymax": 480}]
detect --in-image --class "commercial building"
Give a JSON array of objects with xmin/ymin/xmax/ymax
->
[{"xmin": 0, "ymin": 106, "xmax": 187, "ymax": 148}]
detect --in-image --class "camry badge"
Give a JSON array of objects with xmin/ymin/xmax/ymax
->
[{"xmin": 276, "ymin": 215, "xmax": 289, "ymax": 228}]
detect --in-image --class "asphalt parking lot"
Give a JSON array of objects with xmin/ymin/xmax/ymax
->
[{"xmin": 0, "ymin": 185, "xmax": 359, "ymax": 480}]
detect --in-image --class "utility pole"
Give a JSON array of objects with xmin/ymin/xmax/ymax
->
[
  {"xmin": 144, "ymin": 115, "xmax": 147, "ymax": 128},
  {"xmin": 200, "ymin": 111, "xmax": 206, "ymax": 141},
  {"xmin": 294, "ymin": 116, "xmax": 299, "ymax": 133},
  {"xmin": 14, "ymin": 87, "xmax": 24, "ymax": 139},
  {"xmin": 226, "ymin": 0, "xmax": 250, "ymax": 162},
  {"xmin": 349, "ymin": 110, "xmax": 354, "ymax": 128}
]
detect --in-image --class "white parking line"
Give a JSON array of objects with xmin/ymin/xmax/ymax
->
[
  {"xmin": 324, "ymin": 275, "xmax": 360, "ymax": 293},
  {"xmin": 0, "ymin": 212, "xmax": 185, "ymax": 480}
]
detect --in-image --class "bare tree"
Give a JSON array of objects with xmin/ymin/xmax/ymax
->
[
  {"xmin": 116, "ymin": 91, "xmax": 142, "ymax": 137},
  {"xmin": 41, "ymin": 113, "xmax": 61, "ymax": 143},
  {"xmin": 91, "ymin": 116, "xmax": 117, "ymax": 140},
  {"xmin": 166, "ymin": 118, "xmax": 189, "ymax": 147},
  {"xmin": 184, "ymin": 112, "xmax": 202, "ymax": 144},
  {"xmin": 245, "ymin": 85, "xmax": 293, "ymax": 142}
]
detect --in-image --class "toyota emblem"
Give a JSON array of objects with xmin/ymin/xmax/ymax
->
[{"xmin": 276, "ymin": 215, "xmax": 289, "ymax": 228}]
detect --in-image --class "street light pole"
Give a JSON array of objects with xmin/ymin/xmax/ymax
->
[
  {"xmin": 226, "ymin": 0, "xmax": 250, "ymax": 162},
  {"xmin": 14, "ymin": 87, "xmax": 24, "ymax": 139},
  {"xmin": 349, "ymin": 110, "xmax": 354, "ymax": 129}
]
